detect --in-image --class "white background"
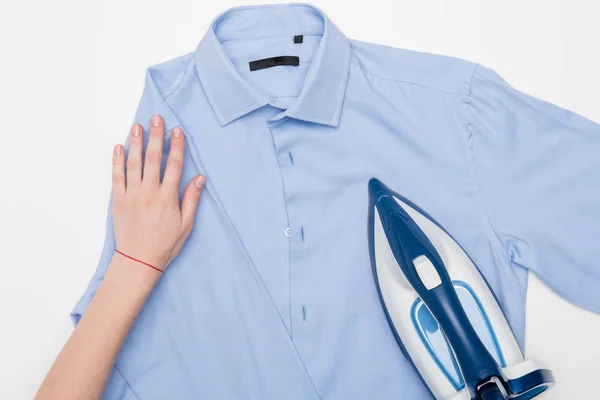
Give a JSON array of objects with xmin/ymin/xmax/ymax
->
[{"xmin": 1, "ymin": 0, "xmax": 599, "ymax": 398}]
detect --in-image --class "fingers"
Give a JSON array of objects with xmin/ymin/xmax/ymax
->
[
  {"xmin": 162, "ymin": 126, "xmax": 185, "ymax": 192},
  {"xmin": 181, "ymin": 175, "xmax": 206, "ymax": 231},
  {"xmin": 142, "ymin": 115, "xmax": 165, "ymax": 187},
  {"xmin": 126, "ymin": 124, "xmax": 143, "ymax": 187},
  {"xmin": 112, "ymin": 144, "xmax": 126, "ymax": 194}
]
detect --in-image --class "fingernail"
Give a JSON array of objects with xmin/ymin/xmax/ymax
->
[
  {"xmin": 195, "ymin": 175, "xmax": 206, "ymax": 189},
  {"xmin": 114, "ymin": 145, "xmax": 123, "ymax": 155},
  {"xmin": 152, "ymin": 115, "xmax": 161, "ymax": 127},
  {"xmin": 132, "ymin": 124, "xmax": 141, "ymax": 137},
  {"xmin": 173, "ymin": 127, "xmax": 182, "ymax": 138}
]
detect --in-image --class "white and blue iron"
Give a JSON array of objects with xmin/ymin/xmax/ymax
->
[{"xmin": 368, "ymin": 178, "xmax": 555, "ymax": 400}]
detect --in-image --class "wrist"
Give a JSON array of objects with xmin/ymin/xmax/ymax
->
[
  {"xmin": 114, "ymin": 249, "xmax": 166, "ymax": 274},
  {"xmin": 106, "ymin": 253, "xmax": 162, "ymax": 295}
]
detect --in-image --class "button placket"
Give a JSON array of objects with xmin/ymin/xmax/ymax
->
[
  {"xmin": 268, "ymin": 118, "xmax": 311, "ymax": 336},
  {"xmin": 268, "ymin": 119, "xmax": 296, "ymax": 332}
]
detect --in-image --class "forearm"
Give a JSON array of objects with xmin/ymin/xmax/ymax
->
[{"xmin": 35, "ymin": 255, "xmax": 160, "ymax": 400}]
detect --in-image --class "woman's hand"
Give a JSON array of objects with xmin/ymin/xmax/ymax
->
[
  {"xmin": 35, "ymin": 115, "xmax": 205, "ymax": 400},
  {"xmin": 112, "ymin": 114, "xmax": 205, "ymax": 271}
]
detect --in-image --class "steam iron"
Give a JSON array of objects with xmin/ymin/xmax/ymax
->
[{"xmin": 368, "ymin": 178, "xmax": 554, "ymax": 399}]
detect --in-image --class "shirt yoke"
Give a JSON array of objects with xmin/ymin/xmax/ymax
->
[
  {"xmin": 144, "ymin": 40, "xmax": 479, "ymax": 101},
  {"xmin": 349, "ymin": 39, "xmax": 477, "ymax": 96}
]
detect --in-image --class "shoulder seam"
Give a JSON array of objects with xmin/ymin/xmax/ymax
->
[
  {"xmin": 468, "ymin": 63, "xmax": 480, "ymax": 96},
  {"xmin": 361, "ymin": 68, "xmax": 467, "ymax": 96},
  {"xmin": 147, "ymin": 54, "xmax": 195, "ymax": 98},
  {"xmin": 349, "ymin": 44, "xmax": 476, "ymax": 95},
  {"xmin": 462, "ymin": 94, "xmax": 517, "ymax": 275},
  {"xmin": 161, "ymin": 62, "xmax": 196, "ymax": 99}
]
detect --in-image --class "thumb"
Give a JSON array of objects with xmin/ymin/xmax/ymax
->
[{"xmin": 181, "ymin": 175, "xmax": 206, "ymax": 231}]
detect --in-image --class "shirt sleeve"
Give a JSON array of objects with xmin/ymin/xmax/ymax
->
[
  {"xmin": 468, "ymin": 64, "xmax": 600, "ymax": 313},
  {"xmin": 70, "ymin": 69, "xmax": 183, "ymax": 399},
  {"xmin": 71, "ymin": 68, "xmax": 182, "ymax": 323}
]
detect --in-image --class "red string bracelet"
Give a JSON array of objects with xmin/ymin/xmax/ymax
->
[{"xmin": 114, "ymin": 249, "xmax": 164, "ymax": 274}]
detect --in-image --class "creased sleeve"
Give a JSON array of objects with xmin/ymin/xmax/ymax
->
[{"xmin": 468, "ymin": 64, "xmax": 600, "ymax": 313}]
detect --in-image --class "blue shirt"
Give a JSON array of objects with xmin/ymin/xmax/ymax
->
[{"xmin": 72, "ymin": 3, "xmax": 600, "ymax": 399}]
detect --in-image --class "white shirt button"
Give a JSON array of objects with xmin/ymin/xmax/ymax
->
[{"xmin": 284, "ymin": 227, "xmax": 291, "ymax": 237}]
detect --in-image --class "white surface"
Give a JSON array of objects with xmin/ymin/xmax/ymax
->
[{"xmin": 0, "ymin": 0, "xmax": 598, "ymax": 398}]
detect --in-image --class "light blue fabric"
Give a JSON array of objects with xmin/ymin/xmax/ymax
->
[{"xmin": 72, "ymin": 3, "xmax": 600, "ymax": 399}]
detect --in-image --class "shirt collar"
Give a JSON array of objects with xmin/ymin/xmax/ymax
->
[{"xmin": 194, "ymin": 4, "xmax": 351, "ymax": 127}]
